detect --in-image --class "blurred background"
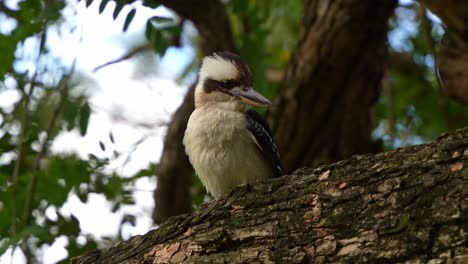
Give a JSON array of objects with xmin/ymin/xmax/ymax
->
[{"xmin": 0, "ymin": 0, "xmax": 467, "ymax": 263}]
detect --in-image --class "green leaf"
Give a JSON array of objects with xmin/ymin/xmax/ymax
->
[
  {"xmin": 67, "ymin": 214, "xmax": 81, "ymax": 236},
  {"xmin": 123, "ymin": 8, "xmax": 136, "ymax": 32},
  {"xmin": 0, "ymin": 225, "xmax": 52, "ymax": 255},
  {"xmin": 127, "ymin": 163, "xmax": 157, "ymax": 181},
  {"xmin": 109, "ymin": 132, "xmax": 115, "ymax": 143},
  {"xmin": 99, "ymin": 141, "xmax": 106, "ymax": 151},
  {"xmin": 142, "ymin": 0, "xmax": 161, "ymax": 9},
  {"xmin": 99, "ymin": 0, "xmax": 110, "ymax": 14},
  {"xmin": 149, "ymin": 16, "xmax": 174, "ymax": 24},
  {"xmin": 153, "ymin": 30, "xmax": 169, "ymax": 55},
  {"xmin": 63, "ymin": 97, "xmax": 80, "ymax": 131},
  {"xmin": 121, "ymin": 214, "xmax": 136, "ymax": 227},
  {"xmin": 88, "ymin": 153, "xmax": 99, "ymax": 161},
  {"xmin": 86, "ymin": 0, "xmax": 93, "ymax": 7},
  {"xmin": 145, "ymin": 20, "xmax": 154, "ymax": 40},
  {"xmin": 111, "ymin": 201, "xmax": 121, "ymax": 212},
  {"xmin": 113, "ymin": 0, "xmax": 125, "ymax": 20},
  {"xmin": 79, "ymin": 102, "xmax": 91, "ymax": 136}
]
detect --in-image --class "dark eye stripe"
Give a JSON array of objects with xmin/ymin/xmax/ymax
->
[
  {"xmin": 221, "ymin": 79, "xmax": 239, "ymax": 89},
  {"xmin": 204, "ymin": 78, "xmax": 240, "ymax": 93}
]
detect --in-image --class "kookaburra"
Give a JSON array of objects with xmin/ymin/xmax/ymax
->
[{"xmin": 183, "ymin": 51, "xmax": 284, "ymax": 198}]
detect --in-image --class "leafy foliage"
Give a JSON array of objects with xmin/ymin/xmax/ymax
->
[{"xmin": 0, "ymin": 0, "xmax": 158, "ymax": 262}]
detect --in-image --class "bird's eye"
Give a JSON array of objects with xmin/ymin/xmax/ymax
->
[{"xmin": 221, "ymin": 80, "xmax": 233, "ymax": 88}]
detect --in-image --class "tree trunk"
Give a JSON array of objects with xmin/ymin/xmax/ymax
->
[
  {"xmin": 73, "ymin": 126, "xmax": 468, "ymax": 264},
  {"xmin": 153, "ymin": 0, "xmax": 237, "ymax": 223},
  {"xmin": 269, "ymin": 0, "xmax": 397, "ymax": 172}
]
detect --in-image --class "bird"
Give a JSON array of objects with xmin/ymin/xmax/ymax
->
[{"xmin": 183, "ymin": 51, "xmax": 284, "ymax": 198}]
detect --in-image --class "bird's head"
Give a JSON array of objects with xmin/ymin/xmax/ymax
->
[{"xmin": 194, "ymin": 51, "xmax": 271, "ymax": 110}]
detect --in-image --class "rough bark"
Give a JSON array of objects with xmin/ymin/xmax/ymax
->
[
  {"xmin": 153, "ymin": 0, "xmax": 236, "ymax": 223},
  {"xmin": 417, "ymin": 0, "xmax": 468, "ymax": 104},
  {"xmin": 269, "ymin": 0, "xmax": 397, "ymax": 173},
  {"xmin": 73, "ymin": 127, "xmax": 468, "ymax": 264}
]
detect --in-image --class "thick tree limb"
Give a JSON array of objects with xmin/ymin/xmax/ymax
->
[
  {"xmin": 417, "ymin": 0, "xmax": 468, "ymax": 104},
  {"xmin": 73, "ymin": 126, "xmax": 468, "ymax": 263},
  {"xmin": 153, "ymin": 0, "xmax": 236, "ymax": 223}
]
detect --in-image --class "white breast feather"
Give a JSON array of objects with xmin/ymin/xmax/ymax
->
[{"xmin": 183, "ymin": 106, "xmax": 273, "ymax": 198}]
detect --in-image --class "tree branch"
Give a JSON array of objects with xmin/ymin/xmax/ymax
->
[
  {"xmin": 10, "ymin": 27, "xmax": 48, "ymax": 262},
  {"xmin": 73, "ymin": 126, "xmax": 468, "ymax": 263},
  {"xmin": 22, "ymin": 61, "xmax": 75, "ymax": 227},
  {"xmin": 93, "ymin": 44, "xmax": 152, "ymax": 72},
  {"xmin": 21, "ymin": 59, "xmax": 76, "ymax": 263},
  {"xmin": 0, "ymin": 1, "xmax": 19, "ymax": 17}
]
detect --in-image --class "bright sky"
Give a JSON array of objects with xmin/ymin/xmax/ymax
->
[{"xmin": 1, "ymin": 0, "xmax": 194, "ymax": 263}]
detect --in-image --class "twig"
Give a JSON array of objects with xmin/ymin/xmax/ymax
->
[
  {"xmin": 383, "ymin": 71, "xmax": 396, "ymax": 143},
  {"xmin": 420, "ymin": 7, "xmax": 454, "ymax": 128},
  {"xmin": 22, "ymin": 59, "xmax": 76, "ymax": 227},
  {"xmin": 0, "ymin": 1, "xmax": 19, "ymax": 17},
  {"xmin": 10, "ymin": 26, "xmax": 47, "ymax": 243},
  {"xmin": 124, "ymin": 188, "xmax": 155, "ymax": 193},
  {"xmin": 12, "ymin": 23, "xmax": 49, "ymax": 264},
  {"xmin": 20, "ymin": 59, "xmax": 76, "ymax": 264},
  {"xmin": 93, "ymin": 43, "xmax": 152, "ymax": 72},
  {"xmin": 420, "ymin": 7, "xmax": 443, "ymax": 91},
  {"xmin": 120, "ymin": 132, "xmax": 158, "ymax": 168}
]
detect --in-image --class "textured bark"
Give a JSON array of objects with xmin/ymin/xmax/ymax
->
[
  {"xmin": 153, "ymin": 0, "xmax": 236, "ymax": 223},
  {"xmin": 417, "ymin": 0, "xmax": 468, "ymax": 104},
  {"xmin": 269, "ymin": 0, "xmax": 397, "ymax": 173},
  {"xmin": 73, "ymin": 127, "xmax": 468, "ymax": 264}
]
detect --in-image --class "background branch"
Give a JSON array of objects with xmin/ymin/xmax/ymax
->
[
  {"xmin": 10, "ymin": 27, "xmax": 48, "ymax": 262},
  {"xmin": 20, "ymin": 60, "xmax": 76, "ymax": 263},
  {"xmin": 93, "ymin": 44, "xmax": 152, "ymax": 72}
]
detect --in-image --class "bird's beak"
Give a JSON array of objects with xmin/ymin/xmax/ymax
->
[{"xmin": 229, "ymin": 87, "xmax": 272, "ymax": 107}]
